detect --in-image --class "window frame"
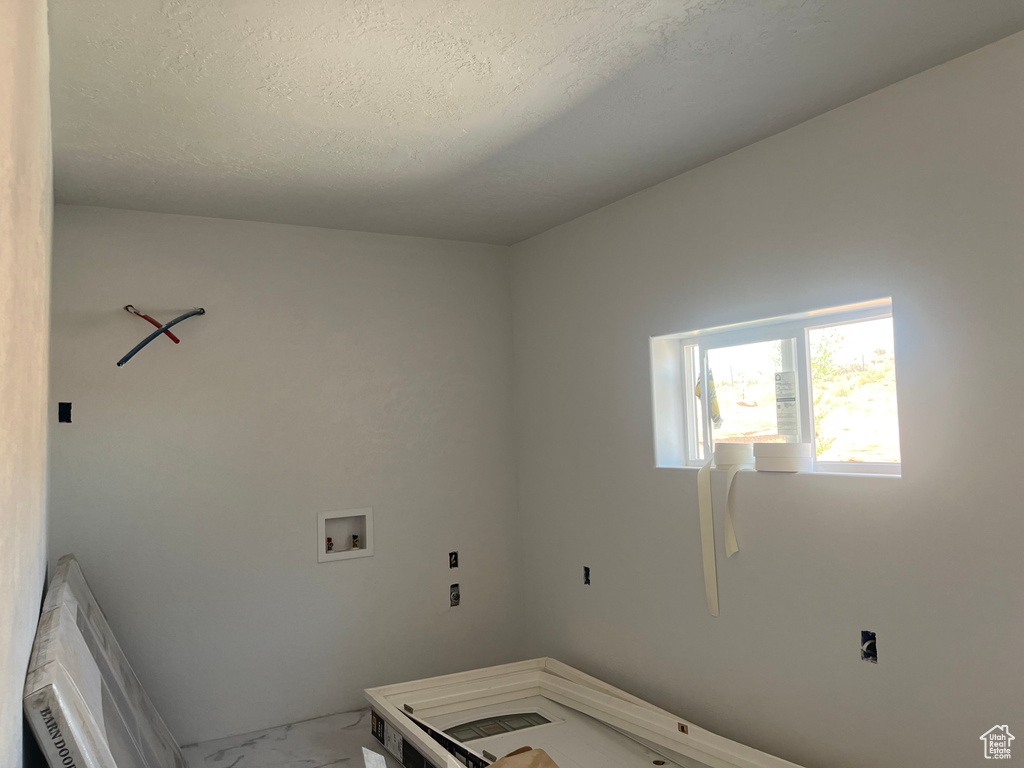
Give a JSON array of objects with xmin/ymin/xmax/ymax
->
[{"xmin": 651, "ymin": 298, "xmax": 900, "ymax": 475}]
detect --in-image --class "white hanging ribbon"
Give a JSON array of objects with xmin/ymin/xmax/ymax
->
[
  {"xmin": 696, "ymin": 444, "xmax": 753, "ymax": 616},
  {"xmin": 723, "ymin": 462, "xmax": 744, "ymax": 557},
  {"xmin": 715, "ymin": 443, "xmax": 753, "ymax": 558},
  {"xmin": 696, "ymin": 457, "xmax": 718, "ymax": 616}
]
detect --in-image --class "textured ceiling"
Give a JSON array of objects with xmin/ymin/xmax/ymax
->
[{"xmin": 51, "ymin": 1, "xmax": 1024, "ymax": 245}]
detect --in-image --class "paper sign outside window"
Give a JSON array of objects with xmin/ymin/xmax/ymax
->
[{"xmin": 775, "ymin": 371, "xmax": 798, "ymax": 436}]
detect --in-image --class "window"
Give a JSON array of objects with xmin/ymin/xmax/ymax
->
[{"xmin": 651, "ymin": 299, "xmax": 901, "ymax": 474}]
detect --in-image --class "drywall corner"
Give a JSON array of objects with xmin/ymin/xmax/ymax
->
[{"xmin": 0, "ymin": 0, "xmax": 53, "ymax": 766}]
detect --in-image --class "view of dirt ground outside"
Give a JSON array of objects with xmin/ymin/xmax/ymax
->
[{"xmin": 700, "ymin": 317, "xmax": 900, "ymax": 463}]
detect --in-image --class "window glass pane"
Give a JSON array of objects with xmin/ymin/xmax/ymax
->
[
  {"xmin": 810, "ymin": 317, "xmax": 900, "ymax": 463},
  {"xmin": 705, "ymin": 339, "xmax": 796, "ymax": 447}
]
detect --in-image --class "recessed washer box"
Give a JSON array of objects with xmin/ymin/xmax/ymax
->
[{"xmin": 317, "ymin": 507, "xmax": 374, "ymax": 563}]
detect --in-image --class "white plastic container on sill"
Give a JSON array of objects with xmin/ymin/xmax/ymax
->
[{"xmin": 753, "ymin": 442, "xmax": 813, "ymax": 472}]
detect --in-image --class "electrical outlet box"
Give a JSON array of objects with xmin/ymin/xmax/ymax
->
[
  {"xmin": 861, "ymin": 630, "xmax": 877, "ymax": 663},
  {"xmin": 450, "ymin": 584, "xmax": 460, "ymax": 607}
]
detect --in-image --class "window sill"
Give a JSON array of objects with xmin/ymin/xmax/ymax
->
[{"xmin": 657, "ymin": 464, "xmax": 901, "ymax": 478}]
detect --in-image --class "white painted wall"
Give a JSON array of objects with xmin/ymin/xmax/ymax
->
[
  {"xmin": 48, "ymin": 206, "xmax": 524, "ymax": 744},
  {"xmin": 46, "ymin": 26, "xmax": 1024, "ymax": 768},
  {"xmin": 0, "ymin": 1, "xmax": 52, "ymax": 767},
  {"xmin": 510, "ymin": 32, "xmax": 1024, "ymax": 768}
]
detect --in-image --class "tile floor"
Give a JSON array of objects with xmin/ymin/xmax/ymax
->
[{"xmin": 181, "ymin": 709, "xmax": 403, "ymax": 768}]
